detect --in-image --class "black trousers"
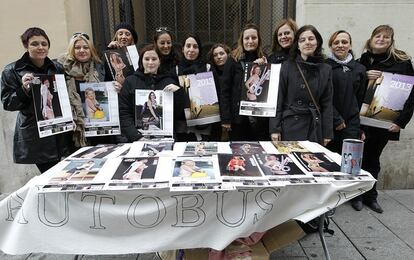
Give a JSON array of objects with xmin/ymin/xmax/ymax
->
[
  {"xmin": 36, "ymin": 160, "xmax": 61, "ymax": 173},
  {"xmin": 230, "ymin": 117, "xmax": 269, "ymax": 141},
  {"xmin": 354, "ymin": 134, "xmax": 389, "ymax": 203}
]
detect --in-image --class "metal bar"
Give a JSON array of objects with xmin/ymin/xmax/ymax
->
[
  {"xmin": 223, "ymin": 0, "xmax": 226, "ymax": 43},
  {"xmin": 191, "ymin": 0, "xmax": 195, "ymax": 33},
  {"xmin": 318, "ymin": 214, "xmax": 331, "ymax": 260},
  {"xmin": 208, "ymin": 0, "xmax": 211, "ymax": 41},
  {"xmin": 174, "ymin": 0, "xmax": 178, "ymax": 38}
]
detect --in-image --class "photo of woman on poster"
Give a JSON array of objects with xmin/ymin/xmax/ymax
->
[
  {"xmin": 84, "ymin": 87, "xmax": 103, "ymax": 119},
  {"xmin": 40, "ymin": 79, "xmax": 55, "ymax": 120},
  {"xmin": 141, "ymin": 91, "xmax": 161, "ymax": 130},
  {"xmin": 245, "ymin": 64, "xmax": 261, "ymax": 101}
]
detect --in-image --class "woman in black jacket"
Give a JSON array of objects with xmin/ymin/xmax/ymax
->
[
  {"xmin": 220, "ymin": 23, "xmax": 268, "ymax": 141},
  {"xmin": 118, "ymin": 44, "xmax": 178, "ymax": 142},
  {"xmin": 175, "ymin": 33, "xmax": 213, "ymax": 141},
  {"xmin": 325, "ymin": 30, "xmax": 366, "ymax": 153},
  {"xmin": 354, "ymin": 25, "xmax": 414, "ymax": 213},
  {"xmin": 153, "ymin": 27, "xmax": 180, "ymax": 76},
  {"xmin": 269, "ymin": 25, "xmax": 333, "ymax": 145},
  {"xmin": 1, "ymin": 27, "xmax": 71, "ymax": 173},
  {"xmin": 268, "ymin": 18, "xmax": 298, "ymax": 64}
]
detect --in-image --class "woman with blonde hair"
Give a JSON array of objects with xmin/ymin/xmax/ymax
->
[
  {"xmin": 220, "ymin": 23, "xmax": 268, "ymax": 141},
  {"xmin": 57, "ymin": 33, "xmax": 121, "ymax": 147},
  {"xmin": 354, "ymin": 25, "xmax": 414, "ymax": 213}
]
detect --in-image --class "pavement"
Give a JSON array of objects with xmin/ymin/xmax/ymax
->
[{"xmin": 1, "ymin": 189, "xmax": 413, "ymax": 260}]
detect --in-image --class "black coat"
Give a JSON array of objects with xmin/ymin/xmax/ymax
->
[
  {"xmin": 359, "ymin": 51, "xmax": 414, "ymax": 140},
  {"xmin": 268, "ymin": 48, "xmax": 290, "ymax": 64},
  {"xmin": 269, "ymin": 55, "xmax": 333, "ymax": 144},
  {"xmin": 118, "ymin": 70, "xmax": 177, "ymax": 142},
  {"xmin": 1, "ymin": 52, "xmax": 72, "ymax": 164},
  {"xmin": 326, "ymin": 58, "xmax": 366, "ymax": 139}
]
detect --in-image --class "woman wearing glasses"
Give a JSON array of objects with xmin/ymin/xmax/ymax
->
[
  {"xmin": 153, "ymin": 27, "xmax": 180, "ymax": 75},
  {"xmin": 57, "ymin": 32, "xmax": 122, "ymax": 147},
  {"xmin": 1, "ymin": 27, "xmax": 72, "ymax": 173}
]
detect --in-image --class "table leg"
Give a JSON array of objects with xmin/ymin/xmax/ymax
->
[{"xmin": 318, "ymin": 213, "xmax": 331, "ymax": 260}]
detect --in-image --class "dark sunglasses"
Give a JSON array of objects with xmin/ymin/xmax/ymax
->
[
  {"xmin": 155, "ymin": 27, "xmax": 171, "ymax": 33},
  {"xmin": 72, "ymin": 32, "xmax": 90, "ymax": 40}
]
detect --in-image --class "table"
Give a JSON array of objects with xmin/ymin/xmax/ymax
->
[{"xmin": 0, "ymin": 142, "xmax": 375, "ymax": 255}]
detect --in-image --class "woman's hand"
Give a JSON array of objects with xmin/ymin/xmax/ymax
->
[
  {"xmin": 323, "ymin": 139, "xmax": 331, "ymax": 146},
  {"xmin": 271, "ymin": 133, "xmax": 281, "ymax": 141},
  {"xmin": 335, "ymin": 122, "xmax": 346, "ymax": 131},
  {"xmin": 388, "ymin": 123, "xmax": 401, "ymax": 133},
  {"xmin": 254, "ymin": 56, "xmax": 267, "ymax": 65},
  {"xmin": 21, "ymin": 73, "xmax": 34, "ymax": 92},
  {"xmin": 107, "ymin": 41, "xmax": 121, "ymax": 49},
  {"xmin": 222, "ymin": 124, "xmax": 232, "ymax": 131},
  {"xmin": 112, "ymin": 81, "xmax": 122, "ymax": 92},
  {"xmin": 366, "ymin": 70, "xmax": 382, "ymax": 80},
  {"xmin": 163, "ymin": 84, "xmax": 180, "ymax": 92}
]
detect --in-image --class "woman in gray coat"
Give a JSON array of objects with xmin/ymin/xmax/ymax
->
[{"xmin": 269, "ymin": 25, "xmax": 333, "ymax": 146}]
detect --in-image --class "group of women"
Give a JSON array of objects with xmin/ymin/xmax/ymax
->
[{"xmin": 2, "ymin": 20, "xmax": 413, "ymax": 214}]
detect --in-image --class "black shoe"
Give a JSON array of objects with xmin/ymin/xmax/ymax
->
[
  {"xmin": 364, "ymin": 201, "xmax": 383, "ymax": 213},
  {"xmin": 351, "ymin": 200, "xmax": 363, "ymax": 211}
]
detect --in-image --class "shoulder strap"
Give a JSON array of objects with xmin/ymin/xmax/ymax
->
[{"xmin": 295, "ymin": 61, "xmax": 321, "ymax": 115}]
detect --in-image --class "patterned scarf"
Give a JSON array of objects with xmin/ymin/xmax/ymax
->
[{"xmin": 57, "ymin": 55, "xmax": 100, "ymax": 147}]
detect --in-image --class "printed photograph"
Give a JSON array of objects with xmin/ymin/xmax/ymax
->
[
  {"xmin": 183, "ymin": 142, "xmax": 218, "ymax": 156},
  {"xmin": 32, "ymin": 75, "xmax": 63, "ymax": 121},
  {"xmin": 103, "ymin": 48, "xmax": 135, "ymax": 84},
  {"xmin": 142, "ymin": 142, "xmax": 174, "ymax": 156},
  {"xmin": 292, "ymin": 152, "xmax": 341, "ymax": 173},
  {"xmin": 243, "ymin": 63, "xmax": 271, "ymax": 103},
  {"xmin": 218, "ymin": 154, "xmax": 263, "ymax": 177},
  {"xmin": 273, "ymin": 141, "xmax": 310, "ymax": 153},
  {"xmin": 49, "ymin": 159, "xmax": 106, "ymax": 182},
  {"xmin": 112, "ymin": 157, "xmax": 158, "ymax": 180},
  {"xmin": 180, "ymin": 72, "xmax": 220, "ymax": 126},
  {"xmin": 255, "ymin": 154, "xmax": 306, "ymax": 176},
  {"xmin": 73, "ymin": 144, "xmax": 122, "ymax": 159},
  {"xmin": 135, "ymin": 90, "xmax": 163, "ymax": 131},
  {"xmin": 230, "ymin": 142, "xmax": 265, "ymax": 155},
  {"xmin": 172, "ymin": 157, "xmax": 216, "ymax": 180},
  {"xmin": 80, "ymin": 83, "xmax": 110, "ymax": 123},
  {"xmin": 360, "ymin": 72, "xmax": 414, "ymax": 128}
]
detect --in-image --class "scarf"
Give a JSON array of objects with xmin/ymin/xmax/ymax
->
[
  {"xmin": 57, "ymin": 55, "xmax": 100, "ymax": 147},
  {"xmin": 328, "ymin": 52, "xmax": 353, "ymax": 65}
]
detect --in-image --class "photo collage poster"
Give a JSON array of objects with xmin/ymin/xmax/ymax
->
[
  {"xmin": 292, "ymin": 152, "xmax": 341, "ymax": 174},
  {"xmin": 103, "ymin": 46, "xmax": 137, "ymax": 84},
  {"xmin": 135, "ymin": 89, "xmax": 173, "ymax": 136},
  {"xmin": 360, "ymin": 72, "xmax": 414, "ymax": 129},
  {"xmin": 31, "ymin": 74, "xmax": 73, "ymax": 137},
  {"xmin": 178, "ymin": 71, "xmax": 221, "ymax": 126},
  {"xmin": 239, "ymin": 63, "xmax": 281, "ymax": 117},
  {"xmin": 79, "ymin": 82, "xmax": 121, "ymax": 136}
]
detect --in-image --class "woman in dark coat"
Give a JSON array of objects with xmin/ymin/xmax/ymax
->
[
  {"xmin": 354, "ymin": 25, "xmax": 414, "ymax": 213},
  {"xmin": 268, "ymin": 18, "xmax": 298, "ymax": 64},
  {"xmin": 325, "ymin": 30, "xmax": 366, "ymax": 153},
  {"xmin": 220, "ymin": 23, "xmax": 268, "ymax": 141},
  {"xmin": 153, "ymin": 27, "xmax": 180, "ymax": 76},
  {"xmin": 1, "ymin": 27, "xmax": 71, "ymax": 173},
  {"xmin": 118, "ymin": 44, "xmax": 178, "ymax": 142},
  {"xmin": 269, "ymin": 25, "xmax": 333, "ymax": 146}
]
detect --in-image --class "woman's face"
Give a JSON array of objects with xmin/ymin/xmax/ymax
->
[
  {"xmin": 370, "ymin": 31, "xmax": 392, "ymax": 54},
  {"xmin": 298, "ymin": 30, "xmax": 318, "ymax": 60},
  {"xmin": 243, "ymin": 29, "xmax": 259, "ymax": 52},
  {"xmin": 156, "ymin": 33, "xmax": 172, "ymax": 56},
  {"xmin": 183, "ymin": 37, "xmax": 199, "ymax": 61},
  {"xmin": 150, "ymin": 92, "xmax": 156, "ymax": 101},
  {"xmin": 253, "ymin": 66, "xmax": 261, "ymax": 75},
  {"xmin": 74, "ymin": 39, "xmax": 91, "ymax": 63},
  {"xmin": 142, "ymin": 50, "xmax": 160, "ymax": 74},
  {"xmin": 116, "ymin": 29, "xmax": 133, "ymax": 47},
  {"xmin": 212, "ymin": 46, "xmax": 228, "ymax": 66},
  {"xmin": 330, "ymin": 32, "xmax": 351, "ymax": 60},
  {"xmin": 277, "ymin": 24, "xmax": 294, "ymax": 49},
  {"xmin": 86, "ymin": 91, "xmax": 95, "ymax": 100},
  {"xmin": 27, "ymin": 35, "xmax": 49, "ymax": 61}
]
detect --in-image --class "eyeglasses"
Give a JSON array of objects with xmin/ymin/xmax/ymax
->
[
  {"xmin": 72, "ymin": 32, "xmax": 90, "ymax": 40},
  {"xmin": 155, "ymin": 27, "xmax": 171, "ymax": 33}
]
